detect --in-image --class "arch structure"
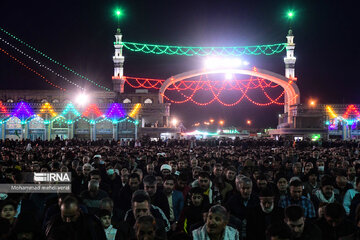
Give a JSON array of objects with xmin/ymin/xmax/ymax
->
[{"xmin": 159, "ymin": 67, "xmax": 300, "ymax": 124}]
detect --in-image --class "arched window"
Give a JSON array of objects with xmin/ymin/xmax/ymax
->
[
  {"xmin": 144, "ymin": 98, "xmax": 153, "ymax": 104},
  {"xmin": 52, "ymin": 99, "xmax": 59, "ymax": 103},
  {"xmin": 7, "ymin": 99, "xmax": 14, "ymax": 103},
  {"xmin": 123, "ymin": 98, "xmax": 131, "ymax": 104},
  {"xmin": 41, "ymin": 99, "xmax": 48, "ymax": 103}
]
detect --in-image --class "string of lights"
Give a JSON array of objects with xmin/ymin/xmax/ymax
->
[
  {"xmin": 0, "ymin": 37, "xmax": 85, "ymax": 90},
  {"xmin": 121, "ymin": 41, "xmax": 287, "ymax": 56},
  {"xmin": 0, "ymin": 27, "xmax": 111, "ymax": 91},
  {"xmin": 0, "ymin": 47, "xmax": 66, "ymax": 91}
]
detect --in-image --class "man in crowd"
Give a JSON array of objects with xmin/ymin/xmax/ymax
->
[
  {"xmin": 279, "ymin": 179, "xmax": 316, "ymax": 219},
  {"xmin": 45, "ymin": 195, "xmax": 106, "ymax": 240},
  {"xmin": 284, "ymin": 205, "xmax": 322, "ymax": 239}
]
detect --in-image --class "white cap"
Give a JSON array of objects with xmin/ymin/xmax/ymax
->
[{"xmin": 160, "ymin": 164, "xmax": 172, "ymax": 172}]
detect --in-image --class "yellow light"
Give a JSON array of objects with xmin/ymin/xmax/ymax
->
[
  {"xmin": 209, "ymin": 119, "xmax": 214, "ymax": 123},
  {"xmin": 219, "ymin": 120, "xmax": 224, "ymax": 126},
  {"xmin": 326, "ymin": 106, "xmax": 338, "ymax": 119},
  {"xmin": 247, "ymin": 120, "xmax": 251, "ymax": 125},
  {"xmin": 38, "ymin": 102, "xmax": 57, "ymax": 117},
  {"xmin": 129, "ymin": 103, "xmax": 141, "ymax": 118}
]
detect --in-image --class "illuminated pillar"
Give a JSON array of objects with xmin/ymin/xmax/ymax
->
[
  {"xmin": 113, "ymin": 123, "xmax": 118, "ymax": 140},
  {"xmin": 284, "ymin": 29, "xmax": 296, "ymax": 79},
  {"xmin": 112, "ymin": 28, "xmax": 125, "ymax": 93},
  {"xmin": 1, "ymin": 123, "xmax": 4, "ymax": 140},
  {"xmin": 68, "ymin": 123, "xmax": 74, "ymax": 139},
  {"xmin": 90, "ymin": 123, "xmax": 96, "ymax": 141}
]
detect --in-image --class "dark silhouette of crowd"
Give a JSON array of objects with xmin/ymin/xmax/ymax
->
[{"xmin": 1, "ymin": 137, "xmax": 360, "ymax": 240}]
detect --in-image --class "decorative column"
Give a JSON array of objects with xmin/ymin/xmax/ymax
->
[
  {"xmin": 284, "ymin": 29, "xmax": 296, "ymax": 124},
  {"xmin": 113, "ymin": 123, "xmax": 118, "ymax": 140},
  {"xmin": 90, "ymin": 123, "xmax": 96, "ymax": 141},
  {"xmin": 112, "ymin": 28, "xmax": 125, "ymax": 93},
  {"xmin": 1, "ymin": 123, "xmax": 4, "ymax": 140}
]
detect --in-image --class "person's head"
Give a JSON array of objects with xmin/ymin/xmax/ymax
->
[
  {"xmin": 190, "ymin": 187, "xmax": 204, "ymax": 207},
  {"xmin": 256, "ymin": 174, "xmax": 268, "ymax": 190},
  {"xmin": 289, "ymin": 180, "xmax": 303, "ymax": 201},
  {"xmin": 259, "ymin": 188, "xmax": 275, "ymax": 213},
  {"xmin": 178, "ymin": 160, "xmax": 187, "ymax": 170},
  {"xmin": 132, "ymin": 190, "xmax": 151, "ymax": 220},
  {"xmin": 121, "ymin": 172, "xmax": 129, "ymax": 183},
  {"xmin": 163, "ymin": 175, "xmax": 175, "ymax": 195},
  {"xmin": 192, "ymin": 166, "xmax": 202, "ymax": 179},
  {"xmin": 100, "ymin": 197, "xmax": 114, "ymax": 213},
  {"xmin": 284, "ymin": 205, "xmax": 305, "ymax": 238},
  {"xmin": 82, "ymin": 163, "xmax": 92, "ymax": 177},
  {"xmin": 0, "ymin": 200, "xmax": 16, "ymax": 223},
  {"xmin": 96, "ymin": 209, "xmax": 112, "ymax": 229},
  {"xmin": 129, "ymin": 173, "xmax": 141, "ymax": 192},
  {"xmin": 317, "ymin": 160, "xmax": 325, "ymax": 172},
  {"xmin": 335, "ymin": 175, "xmax": 347, "ymax": 189},
  {"xmin": 155, "ymin": 175, "xmax": 163, "ymax": 188},
  {"xmin": 213, "ymin": 164, "xmax": 223, "ymax": 177},
  {"xmin": 135, "ymin": 215, "xmax": 157, "ymax": 240},
  {"xmin": 190, "ymin": 158, "xmax": 198, "ymax": 168},
  {"xmin": 60, "ymin": 196, "xmax": 80, "ymax": 223},
  {"xmin": 177, "ymin": 173, "xmax": 188, "ymax": 189},
  {"xmin": 235, "ymin": 175, "xmax": 252, "ymax": 199},
  {"xmin": 267, "ymin": 223, "xmax": 292, "ymax": 240},
  {"xmin": 146, "ymin": 163, "xmax": 154, "ymax": 175},
  {"xmin": 143, "ymin": 175, "xmax": 157, "ymax": 197},
  {"xmin": 160, "ymin": 164, "xmax": 172, "ymax": 176},
  {"xmin": 307, "ymin": 168, "xmax": 318, "ymax": 184},
  {"xmin": 206, "ymin": 205, "xmax": 229, "ymax": 237},
  {"xmin": 293, "ymin": 163, "xmax": 302, "ymax": 175},
  {"xmin": 347, "ymin": 166, "xmax": 356, "ymax": 179},
  {"xmin": 225, "ymin": 166, "xmax": 237, "ymax": 181},
  {"xmin": 320, "ymin": 175, "xmax": 334, "ymax": 199},
  {"xmin": 324, "ymin": 203, "xmax": 346, "ymax": 227},
  {"xmin": 198, "ymin": 171, "xmax": 211, "ymax": 191},
  {"xmin": 276, "ymin": 177, "xmax": 288, "ymax": 193},
  {"xmin": 89, "ymin": 170, "xmax": 101, "ymax": 182},
  {"xmin": 132, "ymin": 169, "xmax": 143, "ymax": 182},
  {"xmin": 88, "ymin": 179, "xmax": 100, "ymax": 193}
]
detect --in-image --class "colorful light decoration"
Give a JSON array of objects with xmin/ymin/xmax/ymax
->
[
  {"xmin": 326, "ymin": 105, "xmax": 360, "ymax": 129},
  {"xmin": 0, "ymin": 36, "xmax": 84, "ymax": 90},
  {"xmin": 0, "ymin": 101, "xmax": 9, "ymax": 117},
  {"xmin": 82, "ymin": 104, "xmax": 104, "ymax": 119},
  {"xmin": 128, "ymin": 103, "xmax": 141, "ymax": 118},
  {"xmin": 0, "ymin": 102, "xmax": 142, "ymax": 126},
  {"xmin": 38, "ymin": 102, "xmax": 57, "ymax": 117},
  {"xmin": 0, "ymin": 47, "xmax": 66, "ymax": 91},
  {"xmin": 182, "ymin": 130, "xmax": 220, "ymax": 136},
  {"xmin": 0, "ymin": 27, "xmax": 111, "ymax": 91},
  {"xmin": 121, "ymin": 41, "xmax": 287, "ymax": 56},
  {"xmin": 12, "ymin": 102, "xmax": 35, "ymax": 124},
  {"xmin": 106, "ymin": 103, "xmax": 126, "ymax": 122}
]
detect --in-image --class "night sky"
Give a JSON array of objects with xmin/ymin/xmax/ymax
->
[{"xmin": 0, "ymin": 0, "xmax": 358, "ymax": 128}]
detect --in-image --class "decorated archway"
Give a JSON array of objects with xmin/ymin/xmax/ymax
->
[{"xmin": 159, "ymin": 67, "xmax": 300, "ymax": 123}]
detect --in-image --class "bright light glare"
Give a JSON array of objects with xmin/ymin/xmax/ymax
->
[
  {"xmin": 172, "ymin": 118, "xmax": 178, "ymax": 126},
  {"xmin": 225, "ymin": 73, "xmax": 233, "ymax": 80},
  {"xmin": 76, "ymin": 93, "xmax": 89, "ymax": 106},
  {"xmin": 204, "ymin": 57, "xmax": 248, "ymax": 69},
  {"xmin": 288, "ymin": 11, "xmax": 294, "ymax": 18}
]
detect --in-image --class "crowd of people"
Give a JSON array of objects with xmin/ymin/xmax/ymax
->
[{"xmin": 1, "ymin": 137, "xmax": 360, "ymax": 240}]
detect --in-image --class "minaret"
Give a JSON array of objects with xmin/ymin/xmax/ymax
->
[
  {"xmin": 284, "ymin": 29, "xmax": 296, "ymax": 79},
  {"xmin": 112, "ymin": 28, "xmax": 125, "ymax": 93}
]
